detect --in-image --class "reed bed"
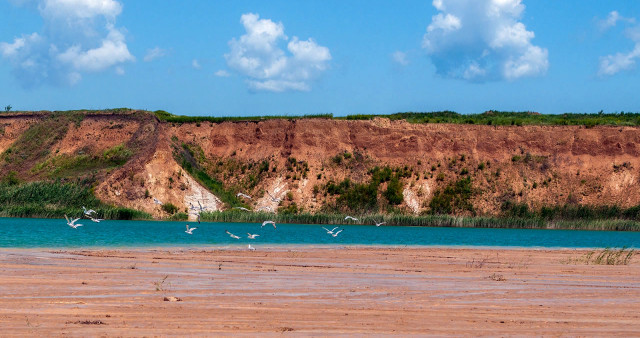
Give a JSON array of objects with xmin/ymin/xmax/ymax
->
[
  {"xmin": 0, "ymin": 182, "xmax": 151, "ymax": 220},
  {"xmin": 199, "ymin": 210, "xmax": 639, "ymax": 231}
]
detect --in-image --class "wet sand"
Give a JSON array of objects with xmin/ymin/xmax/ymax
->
[{"xmin": 0, "ymin": 247, "xmax": 638, "ymax": 336}]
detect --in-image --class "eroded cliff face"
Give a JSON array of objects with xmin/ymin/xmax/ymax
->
[
  {"xmin": 2, "ymin": 111, "xmax": 640, "ymax": 218},
  {"xmin": 168, "ymin": 118, "xmax": 640, "ymax": 215}
]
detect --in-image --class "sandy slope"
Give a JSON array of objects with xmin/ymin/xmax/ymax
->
[{"xmin": 0, "ymin": 247, "xmax": 638, "ymax": 336}]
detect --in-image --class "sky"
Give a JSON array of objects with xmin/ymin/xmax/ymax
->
[{"xmin": 1, "ymin": 0, "xmax": 639, "ymax": 117}]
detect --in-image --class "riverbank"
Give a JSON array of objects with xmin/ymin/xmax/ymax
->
[{"xmin": 1, "ymin": 247, "xmax": 638, "ymax": 335}]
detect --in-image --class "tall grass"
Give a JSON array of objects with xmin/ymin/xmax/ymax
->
[
  {"xmin": 199, "ymin": 210, "xmax": 640, "ymax": 231},
  {"xmin": 584, "ymin": 247, "xmax": 635, "ymax": 265},
  {"xmin": 0, "ymin": 181, "xmax": 150, "ymax": 220}
]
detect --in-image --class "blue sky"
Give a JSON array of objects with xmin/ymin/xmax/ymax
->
[{"xmin": 1, "ymin": 0, "xmax": 639, "ymax": 116}]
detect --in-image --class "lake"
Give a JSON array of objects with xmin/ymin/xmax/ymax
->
[{"xmin": 1, "ymin": 217, "xmax": 639, "ymax": 248}]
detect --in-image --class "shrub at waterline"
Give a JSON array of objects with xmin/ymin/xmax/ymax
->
[{"xmin": 0, "ymin": 181, "xmax": 150, "ymax": 220}]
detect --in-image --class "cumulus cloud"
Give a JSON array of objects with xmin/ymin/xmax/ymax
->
[
  {"xmin": 0, "ymin": 0, "xmax": 134, "ymax": 87},
  {"xmin": 143, "ymin": 47, "xmax": 165, "ymax": 62},
  {"xmin": 598, "ymin": 11, "xmax": 640, "ymax": 77},
  {"xmin": 224, "ymin": 13, "xmax": 331, "ymax": 92},
  {"xmin": 422, "ymin": 0, "xmax": 548, "ymax": 82}
]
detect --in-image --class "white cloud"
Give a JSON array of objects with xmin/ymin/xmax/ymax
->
[
  {"xmin": 192, "ymin": 59, "xmax": 201, "ymax": 69},
  {"xmin": 0, "ymin": 0, "xmax": 133, "ymax": 87},
  {"xmin": 58, "ymin": 26, "xmax": 133, "ymax": 71},
  {"xmin": 225, "ymin": 13, "xmax": 331, "ymax": 92},
  {"xmin": 143, "ymin": 47, "xmax": 165, "ymax": 62},
  {"xmin": 392, "ymin": 51, "xmax": 409, "ymax": 66},
  {"xmin": 422, "ymin": 0, "xmax": 548, "ymax": 82},
  {"xmin": 598, "ymin": 11, "xmax": 640, "ymax": 77},
  {"xmin": 599, "ymin": 11, "xmax": 635, "ymax": 31},
  {"xmin": 427, "ymin": 13, "xmax": 461, "ymax": 33},
  {"xmin": 599, "ymin": 46, "xmax": 640, "ymax": 76},
  {"xmin": 215, "ymin": 69, "xmax": 230, "ymax": 77},
  {"xmin": 39, "ymin": 0, "xmax": 121, "ymax": 22}
]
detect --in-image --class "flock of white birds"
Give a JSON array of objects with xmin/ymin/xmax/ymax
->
[{"xmin": 65, "ymin": 193, "xmax": 386, "ymax": 250}]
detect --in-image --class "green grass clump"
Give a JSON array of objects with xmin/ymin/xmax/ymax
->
[
  {"xmin": 102, "ymin": 144, "xmax": 133, "ymax": 165},
  {"xmin": 584, "ymin": 247, "xmax": 635, "ymax": 265},
  {"xmin": 31, "ymin": 144, "xmax": 133, "ymax": 178},
  {"xmin": 161, "ymin": 203, "xmax": 179, "ymax": 215}
]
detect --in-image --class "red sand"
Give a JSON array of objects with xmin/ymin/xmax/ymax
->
[{"xmin": 0, "ymin": 247, "xmax": 638, "ymax": 336}]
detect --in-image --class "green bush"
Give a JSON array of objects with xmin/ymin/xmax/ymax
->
[
  {"xmin": 161, "ymin": 203, "xmax": 179, "ymax": 214},
  {"xmin": 384, "ymin": 176, "xmax": 404, "ymax": 205},
  {"xmin": 429, "ymin": 177, "xmax": 474, "ymax": 215}
]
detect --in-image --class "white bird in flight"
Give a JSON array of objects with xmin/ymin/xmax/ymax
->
[
  {"xmin": 375, "ymin": 221, "xmax": 386, "ymax": 227},
  {"xmin": 237, "ymin": 192, "xmax": 252, "ymax": 199},
  {"xmin": 247, "ymin": 233, "xmax": 260, "ymax": 239},
  {"xmin": 257, "ymin": 206, "xmax": 273, "ymax": 212},
  {"xmin": 331, "ymin": 229, "xmax": 344, "ymax": 237},
  {"xmin": 322, "ymin": 226, "xmax": 339, "ymax": 235},
  {"xmin": 185, "ymin": 224, "xmax": 197, "ymax": 234},
  {"xmin": 82, "ymin": 206, "xmax": 96, "ymax": 217},
  {"xmin": 344, "ymin": 216, "xmax": 358, "ymax": 222},
  {"xmin": 153, "ymin": 198, "xmax": 163, "ymax": 205},
  {"xmin": 234, "ymin": 207, "xmax": 250, "ymax": 211},
  {"xmin": 225, "ymin": 230, "xmax": 240, "ymax": 239},
  {"xmin": 89, "ymin": 217, "xmax": 104, "ymax": 223},
  {"xmin": 64, "ymin": 214, "xmax": 83, "ymax": 229},
  {"xmin": 261, "ymin": 220, "xmax": 276, "ymax": 229}
]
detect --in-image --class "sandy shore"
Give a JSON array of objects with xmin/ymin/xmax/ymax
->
[{"xmin": 0, "ymin": 246, "xmax": 638, "ymax": 336}]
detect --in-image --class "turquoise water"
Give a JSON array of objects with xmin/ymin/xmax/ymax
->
[{"xmin": 1, "ymin": 217, "xmax": 640, "ymax": 248}]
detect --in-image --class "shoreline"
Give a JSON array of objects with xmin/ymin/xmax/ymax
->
[
  {"xmin": 1, "ymin": 243, "xmax": 634, "ymax": 251},
  {"xmin": 1, "ymin": 246, "xmax": 638, "ymax": 335}
]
